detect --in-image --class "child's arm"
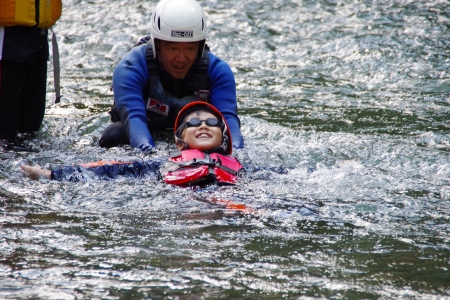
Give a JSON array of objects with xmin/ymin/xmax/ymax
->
[
  {"xmin": 21, "ymin": 165, "xmax": 52, "ymax": 180},
  {"xmin": 21, "ymin": 160, "xmax": 163, "ymax": 182}
]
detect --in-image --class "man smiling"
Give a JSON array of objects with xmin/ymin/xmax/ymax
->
[
  {"xmin": 99, "ymin": 0, "xmax": 244, "ymax": 152},
  {"xmin": 158, "ymin": 41, "xmax": 200, "ymax": 79}
]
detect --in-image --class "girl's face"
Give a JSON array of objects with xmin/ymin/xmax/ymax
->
[{"xmin": 180, "ymin": 111, "xmax": 223, "ymax": 151}]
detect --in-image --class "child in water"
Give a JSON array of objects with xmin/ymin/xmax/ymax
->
[
  {"xmin": 21, "ymin": 102, "xmax": 244, "ymax": 187},
  {"xmin": 21, "ymin": 102, "xmax": 316, "ymax": 216}
]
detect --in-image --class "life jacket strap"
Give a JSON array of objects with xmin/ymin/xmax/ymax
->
[
  {"xmin": 217, "ymin": 164, "xmax": 239, "ymax": 176},
  {"xmin": 192, "ymin": 46, "xmax": 210, "ymax": 91},
  {"xmin": 167, "ymin": 155, "xmax": 240, "ymax": 176},
  {"xmin": 168, "ymin": 149, "xmax": 182, "ymax": 158},
  {"xmin": 51, "ymin": 29, "xmax": 62, "ymax": 103},
  {"xmin": 145, "ymin": 40, "xmax": 158, "ymax": 76}
]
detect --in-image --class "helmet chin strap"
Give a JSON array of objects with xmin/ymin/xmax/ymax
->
[{"xmin": 175, "ymin": 135, "xmax": 189, "ymax": 151}]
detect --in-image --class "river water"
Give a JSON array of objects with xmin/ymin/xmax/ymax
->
[{"xmin": 1, "ymin": 0, "xmax": 449, "ymax": 299}]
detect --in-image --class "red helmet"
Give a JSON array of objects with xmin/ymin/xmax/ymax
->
[{"xmin": 174, "ymin": 102, "xmax": 233, "ymax": 154}]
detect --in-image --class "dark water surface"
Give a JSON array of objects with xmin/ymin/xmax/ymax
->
[{"xmin": 1, "ymin": 0, "xmax": 450, "ymax": 299}]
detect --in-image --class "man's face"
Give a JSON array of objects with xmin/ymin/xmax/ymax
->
[
  {"xmin": 158, "ymin": 40, "xmax": 200, "ymax": 79},
  {"xmin": 180, "ymin": 111, "xmax": 223, "ymax": 152}
]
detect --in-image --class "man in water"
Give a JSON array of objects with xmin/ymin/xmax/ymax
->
[{"xmin": 99, "ymin": 0, "xmax": 244, "ymax": 152}]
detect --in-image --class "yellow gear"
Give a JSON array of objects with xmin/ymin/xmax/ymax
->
[{"xmin": 0, "ymin": 0, "xmax": 62, "ymax": 28}]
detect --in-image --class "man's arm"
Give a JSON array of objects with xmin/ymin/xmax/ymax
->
[
  {"xmin": 207, "ymin": 53, "xmax": 244, "ymax": 149},
  {"xmin": 113, "ymin": 45, "xmax": 155, "ymax": 151}
]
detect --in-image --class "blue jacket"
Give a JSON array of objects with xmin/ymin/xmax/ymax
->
[{"xmin": 112, "ymin": 45, "xmax": 244, "ymax": 151}]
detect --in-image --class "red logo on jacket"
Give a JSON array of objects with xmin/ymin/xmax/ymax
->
[{"xmin": 146, "ymin": 98, "xmax": 169, "ymax": 116}]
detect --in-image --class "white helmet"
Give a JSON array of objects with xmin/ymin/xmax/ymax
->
[{"xmin": 150, "ymin": 0, "xmax": 207, "ymax": 58}]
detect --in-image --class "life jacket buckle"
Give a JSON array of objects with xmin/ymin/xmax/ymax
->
[{"xmin": 195, "ymin": 90, "xmax": 210, "ymax": 102}]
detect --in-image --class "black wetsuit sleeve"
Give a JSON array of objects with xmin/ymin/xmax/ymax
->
[
  {"xmin": 50, "ymin": 161, "xmax": 163, "ymax": 182},
  {"xmin": 51, "ymin": 166, "xmax": 85, "ymax": 182}
]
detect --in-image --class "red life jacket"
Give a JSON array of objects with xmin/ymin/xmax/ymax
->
[{"xmin": 161, "ymin": 149, "xmax": 244, "ymax": 186}]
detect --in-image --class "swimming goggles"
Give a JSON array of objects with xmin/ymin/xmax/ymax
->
[{"xmin": 184, "ymin": 118, "xmax": 221, "ymax": 128}]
